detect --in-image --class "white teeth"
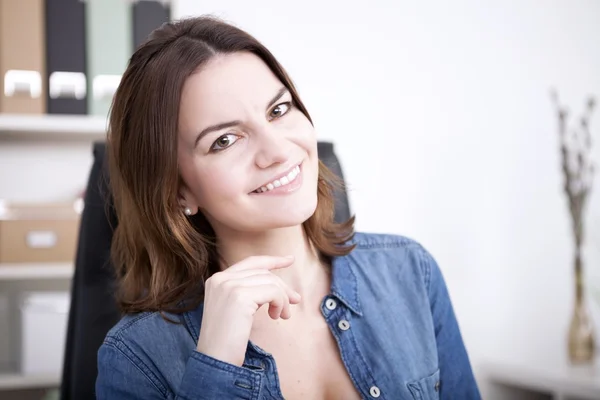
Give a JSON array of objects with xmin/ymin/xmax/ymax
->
[{"xmin": 254, "ymin": 165, "xmax": 301, "ymax": 193}]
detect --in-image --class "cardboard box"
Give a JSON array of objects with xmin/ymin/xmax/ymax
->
[
  {"xmin": 0, "ymin": 202, "xmax": 80, "ymax": 264},
  {"xmin": 0, "ymin": 0, "xmax": 47, "ymax": 114}
]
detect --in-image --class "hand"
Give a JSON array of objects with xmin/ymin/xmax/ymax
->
[{"xmin": 196, "ymin": 255, "xmax": 301, "ymax": 366}]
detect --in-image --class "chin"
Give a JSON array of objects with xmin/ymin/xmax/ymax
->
[
  {"xmin": 264, "ymin": 197, "xmax": 318, "ymax": 229},
  {"xmin": 240, "ymin": 193, "xmax": 318, "ymax": 232}
]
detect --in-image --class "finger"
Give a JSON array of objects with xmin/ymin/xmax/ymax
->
[
  {"xmin": 239, "ymin": 284, "xmax": 289, "ymax": 320},
  {"xmin": 279, "ymin": 295, "xmax": 293, "ymax": 320},
  {"xmin": 225, "ymin": 273, "xmax": 301, "ymax": 304},
  {"xmin": 225, "ymin": 270, "xmax": 301, "ymax": 303},
  {"xmin": 224, "ymin": 268, "xmax": 272, "ymax": 280},
  {"xmin": 268, "ymin": 290, "xmax": 286, "ymax": 320},
  {"xmin": 208, "ymin": 268, "xmax": 271, "ymax": 288},
  {"xmin": 206, "ymin": 269, "xmax": 271, "ymax": 287},
  {"xmin": 227, "ymin": 255, "xmax": 295, "ymax": 273}
]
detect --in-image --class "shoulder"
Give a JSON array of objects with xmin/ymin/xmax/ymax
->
[
  {"xmin": 102, "ymin": 309, "xmax": 193, "ymax": 352},
  {"xmin": 345, "ymin": 231, "xmax": 440, "ymax": 291},
  {"xmin": 350, "ymin": 231, "xmax": 423, "ymax": 250},
  {"xmin": 97, "ymin": 310, "xmax": 198, "ymax": 397},
  {"xmin": 98, "ymin": 309, "xmax": 195, "ymax": 382},
  {"xmin": 106, "ymin": 311, "xmax": 164, "ymax": 339}
]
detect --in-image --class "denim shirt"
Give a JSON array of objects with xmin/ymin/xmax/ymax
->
[{"xmin": 96, "ymin": 232, "xmax": 481, "ymax": 399}]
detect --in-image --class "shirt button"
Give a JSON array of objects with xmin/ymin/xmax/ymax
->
[
  {"xmin": 369, "ymin": 386, "xmax": 381, "ymax": 398},
  {"xmin": 325, "ymin": 298, "xmax": 337, "ymax": 310},
  {"xmin": 338, "ymin": 320, "xmax": 350, "ymax": 331},
  {"xmin": 435, "ymin": 380, "xmax": 440, "ymax": 392}
]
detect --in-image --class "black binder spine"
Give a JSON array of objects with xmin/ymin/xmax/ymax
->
[
  {"xmin": 132, "ymin": 1, "xmax": 171, "ymax": 50},
  {"xmin": 45, "ymin": 0, "xmax": 87, "ymax": 114}
]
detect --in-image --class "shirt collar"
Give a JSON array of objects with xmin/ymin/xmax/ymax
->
[{"xmin": 330, "ymin": 254, "xmax": 363, "ymax": 316}]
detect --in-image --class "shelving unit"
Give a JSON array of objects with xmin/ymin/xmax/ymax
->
[
  {"xmin": 0, "ymin": 372, "xmax": 60, "ymax": 390},
  {"xmin": 0, "ymin": 114, "xmax": 107, "ymax": 140},
  {"xmin": 0, "ymin": 264, "xmax": 74, "ymax": 281},
  {"xmin": 0, "ymin": 114, "xmax": 91, "ymax": 396}
]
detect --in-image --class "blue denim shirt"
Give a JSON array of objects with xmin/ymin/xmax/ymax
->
[{"xmin": 96, "ymin": 232, "xmax": 481, "ymax": 399}]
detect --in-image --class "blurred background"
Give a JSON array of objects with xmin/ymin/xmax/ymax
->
[{"xmin": 0, "ymin": 0, "xmax": 599, "ymax": 399}]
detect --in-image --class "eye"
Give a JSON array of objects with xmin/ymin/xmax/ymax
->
[
  {"xmin": 268, "ymin": 102, "xmax": 292, "ymax": 121},
  {"xmin": 210, "ymin": 133, "xmax": 239, "ymax": 152}
]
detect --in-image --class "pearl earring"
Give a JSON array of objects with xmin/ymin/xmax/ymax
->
[{"xmin": 184, "ymin": 207, "xmax": 192, "ymax": 216}]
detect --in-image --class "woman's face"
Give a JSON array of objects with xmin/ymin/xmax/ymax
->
[{"xmin": 177, "ymin": 52, "xmax": 319, "ymax": 234}]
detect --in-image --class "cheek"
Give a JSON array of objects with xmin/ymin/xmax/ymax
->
[
  {"xmin": 289, "ymin": 116, "xmax": 317, "ymax": 151},
  {"xmin": 192, "ymin": 162, "xmax": 246, "ymax": 206}
]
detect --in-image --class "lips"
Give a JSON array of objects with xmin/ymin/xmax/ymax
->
[{"xmin": 252, "ymin": 164, "xmax": 301, "ymax": 193}]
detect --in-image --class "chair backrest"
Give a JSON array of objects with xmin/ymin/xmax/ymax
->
[{"xmin": 60, "ymin": 140, "xmax": 351, "ymax": 400}]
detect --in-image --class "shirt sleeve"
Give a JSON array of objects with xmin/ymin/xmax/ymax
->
[
  {"xmin": 95, "ymin": 337, "xmax": 265, "ymax": 400},
  {"xmin": 419, "ymin": 247, "xmax": 482, "ymax": 399}
]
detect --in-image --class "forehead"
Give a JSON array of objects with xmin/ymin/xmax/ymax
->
[{"xmin": 180, "ymin": 52, "xmax": 283, "ymax": 117}]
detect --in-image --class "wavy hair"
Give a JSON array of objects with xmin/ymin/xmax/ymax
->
[{"xmin": 107, "ymin": 16, "xmax": 355, "ymax": 315}]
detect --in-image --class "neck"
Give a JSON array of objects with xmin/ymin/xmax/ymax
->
[{"xmin": 215, "ymin": 224, "xmax": 327, "ymax": 298}]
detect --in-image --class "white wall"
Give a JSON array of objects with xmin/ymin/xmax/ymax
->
[{"xmin": 174, "ymin": 0, "xmax": 600, "ymax": 392}]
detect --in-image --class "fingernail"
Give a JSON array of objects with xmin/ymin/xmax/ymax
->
[{"xmin": 285, "ymin": 255, "xmax": 295, "ymax": 259}]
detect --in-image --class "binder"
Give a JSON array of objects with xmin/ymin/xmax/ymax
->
[
  {"xmin": 85, "ymin": 0, "xmax": 132, "ymax": 117},
  {"xmin": 133, "ymin": 1, "xmax": 171, "ymax": 50},
  {"xmin": 45, "ymin": 0, "xmax": 87, "ymax": 114},
  {"xmin": 0, "ymin": 0, "xmax": 46, "ymax": 114}
]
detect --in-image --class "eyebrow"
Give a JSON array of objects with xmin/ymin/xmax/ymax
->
[{"xmin": 194, "ymin": 87, "xmax": 290, "ymax": 148}]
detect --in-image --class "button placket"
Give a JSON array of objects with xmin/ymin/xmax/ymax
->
[{"xmin": 323, "ymin": 301, "xmax": 381, "ymax": 400}]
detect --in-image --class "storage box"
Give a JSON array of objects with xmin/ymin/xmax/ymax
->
[
  {"xmin": 0, "ymin": 0, "xmax": 47, "ymax": 114},
  {"xmin": 18, "ymin": 291, "xmax": 70, "ymax": 375},
  {"xmin": 0, "ymin": 201, "xmax": 80, "ymax": 263}
]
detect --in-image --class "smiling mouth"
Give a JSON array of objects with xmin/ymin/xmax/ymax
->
[{"xmin": 252, "ymin": 165, "xmax": 301, "ymax": 194}]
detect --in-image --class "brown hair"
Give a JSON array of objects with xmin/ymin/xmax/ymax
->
[{"xmin": 107, "ymin": 15, "xmax": 355, "ymax": 315}]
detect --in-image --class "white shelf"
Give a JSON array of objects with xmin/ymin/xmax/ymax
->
[
  {"xmin": 481, "ymin": 355, "xmax": 600, "ymax": 400},
  {"xmin": 0, "ymin": 114, "xmax": 108, "ymax": 140},
  {"xmin": 0, "ymin": 263, "xmax": 74, "ymax": 280},
  {"xmin": 0, "ymin": 371, "xmax": 60, "ymax": 390}
]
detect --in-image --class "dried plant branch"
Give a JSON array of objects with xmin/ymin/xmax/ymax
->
[{"xmin": 551, "ymin": 90, "xmax": 596, "ymax": 278}]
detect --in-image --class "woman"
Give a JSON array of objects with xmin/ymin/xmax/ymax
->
[{"xmin": 95, "ymin": 16, "xmax": 480, "ymax": 400}]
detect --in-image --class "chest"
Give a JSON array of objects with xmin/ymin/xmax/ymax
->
[{"xmin": 250, "ymin": 314, "xmax": 361, "ymax": 400}]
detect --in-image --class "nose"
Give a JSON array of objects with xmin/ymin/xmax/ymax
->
[{"xmin": 253, "ymin": 124, "xmax": 292, "ymax": 169}]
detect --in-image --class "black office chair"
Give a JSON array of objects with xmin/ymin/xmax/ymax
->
[{"xmin": 60, "ymin": 141, "xmax": 351, "ymax": 400}]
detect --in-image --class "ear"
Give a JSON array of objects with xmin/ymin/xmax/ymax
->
[{"xmin": 177, "ymin": 182, "xmax": 199, "ymax": 216}]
